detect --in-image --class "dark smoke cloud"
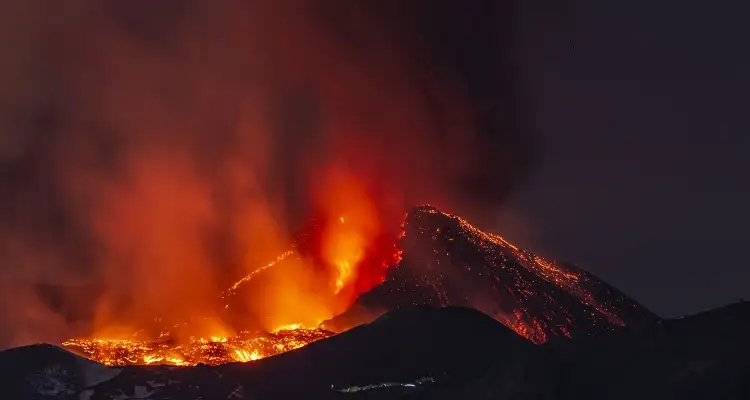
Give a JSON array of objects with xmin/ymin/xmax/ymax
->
[
  {"xmin": 389, "ymin": 1, "xmax": 534, "ymax": 205},
  {"xmin": 0, "ymin": 1, "xmax": 539, "ymax": 347}
]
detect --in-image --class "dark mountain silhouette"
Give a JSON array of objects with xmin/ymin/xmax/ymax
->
[
  {"xmin": 3, "ymin": 302, "xmax": 750, "ymax": 399},
  {"xmin": 1, "ymin": 307, "xmax": 534, "ymax": 399},
  {"xmin": 447, "ymin": 301, "xmax": 750, "ymax": 400}
]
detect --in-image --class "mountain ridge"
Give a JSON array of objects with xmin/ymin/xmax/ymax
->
[
  {"xmin": 325, "ymin": 205, "xmax": 657, "ymax": 342},
  {"xmin": 3, "ymin": 302, "xmax": 750, "ymax": 399}
]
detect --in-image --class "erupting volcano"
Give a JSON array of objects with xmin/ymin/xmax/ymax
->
[
  {"xmin": 0, "ymin": 0, "xmax": 542, "ymax": 364},
  {"xmin": 62, "ymin": 205, "xmax": 655, "ymax": 365},
  {"xmin": 326, "ymin": 206, "xmax": 657, "ymax": 342}
]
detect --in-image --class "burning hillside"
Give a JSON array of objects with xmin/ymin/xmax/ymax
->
[
  {"xmin": 62, "ymin": 325, "xmax": 333, "ymax": 367},
  {"xmin": 61, "ymin": 204, "xmax": 397, "ymax": 367},
  {"xmin": 325, "ymin": 205, "xmax": 658, "ymax": 343},
  {"xmin": 62, "ymin": 205, "xmax": 655, "ymax": 365}
]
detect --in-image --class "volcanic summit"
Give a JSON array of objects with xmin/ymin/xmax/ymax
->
[{"xmin": 323, "ymin": 205, "xmax": 657, "ymax": 343}]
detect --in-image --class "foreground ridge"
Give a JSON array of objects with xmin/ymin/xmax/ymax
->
[{"xmin": 4, "ymin": 303, "xmax": 750, "ymax": 399}]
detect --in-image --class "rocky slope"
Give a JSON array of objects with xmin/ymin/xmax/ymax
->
[{"xmin": 325, "ymin": 206, "xmax": 657, "ymax": 342}]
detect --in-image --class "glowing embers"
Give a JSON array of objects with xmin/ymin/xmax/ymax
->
[
  {"xmin": 61, "ymin": 326, "xmax": 333, "ymax": 367},
  {"xmin": 356, "ymin": 205, "xmax": 652, "ymax": 344}
]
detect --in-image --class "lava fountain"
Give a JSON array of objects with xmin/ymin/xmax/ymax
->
[{"xmin": 62, "ymin": 168, "xmax": 404, "ymax": 366}]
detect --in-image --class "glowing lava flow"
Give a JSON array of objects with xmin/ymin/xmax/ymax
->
[
  {"xmin": 222, "ymin": 250, "xmax": 295, "ymax": 300},
  {"xmin": 61, "ymin": 243, "xmax": 348, "ymax": 366},
  {"xmin": 62, "ymin": 205, "xmax": 655, "ymax": 366},
  {"xmin": 62, "ymin": 215, "xmax": 399, "ymax": 367},
  {"xmin": 61, "ymin": 326, "xmax": 334, "ymax": 367},
  {"xmin": 62, "ymin": 247, "xmax": 340, "ymax": 367},
  {"xmin": 443, "ymin": 208, "xmax": 626, "ymax": 327},
  {"xmin": 61, "ymin": 164, "xmax": 404, "ymax": 367},
  {"xmin": 329, "ymin": 205, "xmax": 656, "ymax": 343}
]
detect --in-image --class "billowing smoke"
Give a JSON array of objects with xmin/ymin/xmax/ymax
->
[{"xmin": 0, "ymin": 0, "xmax": 535, "ymax": 348}]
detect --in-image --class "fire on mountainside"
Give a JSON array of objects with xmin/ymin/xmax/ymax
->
[
  {"xmin": 62, "ymin": 217, "xmax": 400, "ymax": 366},
  {"xmin": 61, "ymin": 173, "xmax": 404, "ymax": 367},
  {"xmin": 61, "ymin": 224, "xmax": 401, "ymax": 366},
  {"xmin": 61, "ymin": 325, "xmax": 334, "ymax": 367},
  {"xmin": 62, "ymin": 205, "xmax": 615, "ymax": 366},
  {"xmin": 61, "ymin": 216, "xmax": 403, "ymax": 367}
]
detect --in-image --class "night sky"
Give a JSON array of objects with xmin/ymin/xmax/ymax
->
[{"xmin": 496, "ymin": 0, "xmax": 750, "ymax": 317}]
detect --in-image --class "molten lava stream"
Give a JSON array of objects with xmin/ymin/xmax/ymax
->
[
  {"xmin": 62, "ymin": 325, "xmax": 335, "ymax": 367},
  {"xmin": 61, "ymin": 168, "xmax": 404, "ymax": 367},
  {"xmin": 62, "ymin": 220, "xmax": 398, "ymax": 368}
]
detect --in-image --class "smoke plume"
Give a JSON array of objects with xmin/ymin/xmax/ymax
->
[{"xmin": 0, "ymin": 0, "xmax": 534, "ymax": 347}]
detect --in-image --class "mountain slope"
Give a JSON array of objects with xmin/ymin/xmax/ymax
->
[
  {"xmin": 1, "ymin": 307, "xmax": 534, "ymax": 400},
  {"xmin": 326, "ymin": 205, "xmax": 657, "ymax": 342},
  {"xmin": 60, "ymin": 204, "xmax": 655, "ymax": 369},
  {"xmin": 448, "ymin": 301, "xmax": 750, "ymax": 400},
  {"xmin": 4, "ymin": 302, "xmax": 749, "ymax": 400}
]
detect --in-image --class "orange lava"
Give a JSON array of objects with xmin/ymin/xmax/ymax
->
[
  {"xmin": 404, "ymin": 206, "xmax": 630, "ymax": 343},
  {"xmin": 62, "ymin": 325, "xmax": 333, "ymax": 366},
  {"xmin": 62, "ymin": 169, "xmax": 402, "ymax": 366}
]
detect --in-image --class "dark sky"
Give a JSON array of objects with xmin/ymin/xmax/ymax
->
[{"xmin": 496, "ymin": 0, "xmax": 750, "ymax": 317}]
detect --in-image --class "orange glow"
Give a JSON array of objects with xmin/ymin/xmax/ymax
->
[
  {"xmin": 62, "ymin": 326, "xmax": 334, "ymax": 366},
  {"xmin": 327, "ymin": 218, "xmax": 365, "ymax": 293},
  {"xmin": 62, "ymin": 165, "xmax": 402, "ymax": 366},
  {"xmin": 315, "ymin": 167, "xmax": 383, "ymax": 300}
]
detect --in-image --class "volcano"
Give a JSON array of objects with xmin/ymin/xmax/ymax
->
[
  {"xmin": 322, "ymin": 205, "xmax": 657, "ymax": 342},
  {"xmin": 225, "ymin": 205, "xmax": 656, "ymax": 344},
  {"xmin": 16, "ymin": 206, "xmax": 747, "ymax": 400},
  {"xmin": 62, "ymin": 205, "xmax": 655, "ymax": 366}
]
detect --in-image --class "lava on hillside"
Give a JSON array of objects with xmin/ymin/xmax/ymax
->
[
  {"xmin": 62, "ymin": 325, "xmax": 333, "ymax": 367},
  {"xmin": 325, "ymin": 205, "xmax": 657, "ymax": 343},
  {"xmin": 223, "ymin": 213, "xmax": 402, "ymax": 310},
  {"xmin": 61, "ymin": 210, "xmax": 400, "ymax": 367},
  {"xmin": 62, "ymin": 205, "xmax": 656, "ymax": 365}
]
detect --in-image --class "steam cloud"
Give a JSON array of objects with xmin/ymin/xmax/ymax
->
[{"xmin": 0, "ymin": 0, "xmax": 533, "ymax": 347}]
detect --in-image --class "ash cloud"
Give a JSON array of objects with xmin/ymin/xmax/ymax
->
[{"xmin": 0, "ymin": 1, "xmax": 537, "ymax": 347}]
